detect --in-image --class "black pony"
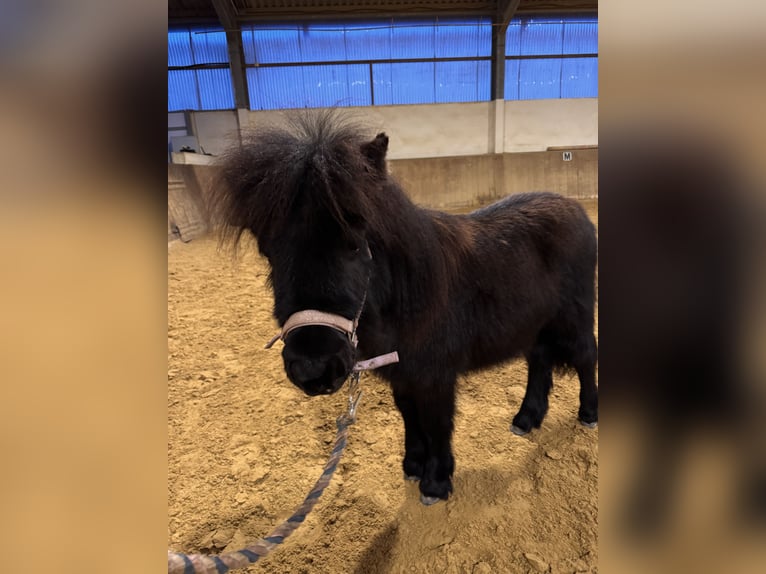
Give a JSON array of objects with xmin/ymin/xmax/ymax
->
[{"xmin": 210, "ymin": 112, "xmax": 598, "ymax": 504}]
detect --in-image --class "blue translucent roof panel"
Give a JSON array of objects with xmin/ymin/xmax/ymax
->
[
  {"xmin": 168, "ymin": 29, "xmax": 192, "ymax": 67},
  {"xmin": 190, "ymin": 27, "xmax": 229, "ymax": 64},
  {"xmin": 244, "ymin": 26, "xmax": 301, "ymax": 64},
  {"xmin": 390, "ymin": 20, "xmax": 435, "ymax": 59},
  {"xmin": 519, "ymin": 58, "xmax": 562, "ymax": 99},
  {"xmin": 504, "ymin": 60, "xmax": 520, "ymax": 100},
  {"xmin": 434, "ymin": 60, "xmax": 490, "ymax": 103},
  {"xmin": 563, "ymin": 20, "xmax": 598, "ymax": 54},
  {"xmin": 247, "ymin": 65, "xmax": 371, "ymax": 110},
  {"xmin": 302, "ymin": 64, "xmax": 371, "ymax": 107},
  {"xmin": 299, "ymin": 24, "xmax": 347, "ymax": 62},
  {"xmin": 435, "ymin": 18, "xmax": 491, "ymax": 58},
  {"xmin": 520, "ymin": 17, "xmax": 564, "ymax": 56},
  {"xmin": 373, "ymin": 62, "xmax": 436, "ymax": 105},
  {"xmin": 168, "ymin": 70, "xmax": 198, "ymax": 110},
  {"xmin": 345, "ymin": 23, "xmax": 392, "ymax": 60},
  {"xmin": 561, "ymin": 57, "xmax": 598, "ymax": 97},
  {"xmin": 371, "ymin": 63, "xmax": 392, "ymax": 105},
  {"xmin": 505, "ymin": 20, "xmax": 522, "ymax": 56},
  {"xmin": 508, "ymin": 15, "xmax": 594, "ymax": 56},
  {"xmin": 476, "ymin": 20, "xmax": 493, "ymax": 57},
  {"xmin": 477, "ymin": 59, "xmax": 491, "ymax": 100},
  {"xmin": 197, "ymin": 68, "xmax": 234, "ymax": 109},
  {"xmin": 247, "ymin": 67, "xmax": 304, "ymax": 109}
]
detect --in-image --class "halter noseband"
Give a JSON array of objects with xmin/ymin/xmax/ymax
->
[
  {"xmin": 264, "ymin": 308, "xmax": 359, "ymax": 349},
  {"xmin": 263, "ymin": 243, "xmax": 399, "ymax": 372}
]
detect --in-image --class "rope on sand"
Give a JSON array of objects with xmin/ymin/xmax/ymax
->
[{"xmin": 167, "ymin": 375, "xmax": 364, "ymax": 574}]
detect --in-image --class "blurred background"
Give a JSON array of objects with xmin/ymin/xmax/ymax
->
[
  {"xmin": 599, "ymin": 2, "xmax": 766, "ymax": 573},
  {"xmin": 0, "ymin": 0, "xmax": 763, "ymax": 572}
]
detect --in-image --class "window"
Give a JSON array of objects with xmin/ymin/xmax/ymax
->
[
  {"xmin": 241, "ymin": 19, "xmax": 492, "ymax": 110},
  {"xmin": 168, "ymin": 27, "xmax": 234, "ymax": 111},
  {"xmin": 166, "ymin": 16, "xmax": 597, "ymax": 111},
  {"xmin": 505, "ymin": 15, "xmax": 598, "ymax": 100}
]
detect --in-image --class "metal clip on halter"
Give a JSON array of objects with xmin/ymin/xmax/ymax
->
[{"xmin": 346, "ymin": 371, "xmax": 363, "ymax": 421}]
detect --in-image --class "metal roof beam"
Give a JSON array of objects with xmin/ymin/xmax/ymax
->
[
  {"xmin": 491, "ymin": 0, "xmax": 520, "ymax": 100},
  {"xmin": 497, "ymin": 0, "xmax": 521, "ymax": 29},
  {"xmin": 210, "ymin": 0, "xmax": 250, "ymax": 109}
]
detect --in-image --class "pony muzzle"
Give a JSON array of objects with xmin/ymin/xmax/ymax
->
[
  {"xmin": 282, "ymin": 327, "xmax": 356, "ymax": 396},
  {"xmin": 266, "ymin": 310, "xmax": 354, "ymax": 396},
  {"xmin": 265, "ymin": 308, "xmax": 400, "ymax": 396}
]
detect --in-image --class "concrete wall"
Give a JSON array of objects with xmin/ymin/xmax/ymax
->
[
  {"xmin": 390, "ymin": 148, "xmax": 598, "ymax": 209},
  {"xmin": 168, "ymin": 99, "xmax": 598, "ymax": 224},
  {"xmin": 167, "ymin": 148, "xmax": 596, "ymax": 239},
  {"xmin": 189, "ymin": 110, "xmax": 239, "ymax": 156},
  {"xmin": 180, "ymin": 98, "xmax": 598, "ymax": 161},
  {"xmin": 168, "ymin": 164, "xmax": 215, "ymax": 242},
  {"xmin": 237, "ymin": 102, "xmax": 493, "ymax": 159},
  {"xmin": 503, "ymin": 99, "xmax": 599, "ymax": 152}
]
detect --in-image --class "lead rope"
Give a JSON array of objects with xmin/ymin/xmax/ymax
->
[{"xmin": 167, "ymin": 374, "xmax": 365, "ymax": 574}]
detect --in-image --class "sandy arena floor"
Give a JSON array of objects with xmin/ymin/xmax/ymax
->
[{"xmin": 168, "ymin": 199, "xmax": 598, "ymax": 574}]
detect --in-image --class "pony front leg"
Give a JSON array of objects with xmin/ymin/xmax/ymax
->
[
  {"xmin": 415, "ymin": 376, "xmax": 456, "ymax": 505},
  {"xmin": 392, "ymin": 386, "xmax": 427, "ymax": 480}
]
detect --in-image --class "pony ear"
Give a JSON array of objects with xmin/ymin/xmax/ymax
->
[{"xmin": 360, "ymin": 132, "xmax": 389, "ymax": 173}]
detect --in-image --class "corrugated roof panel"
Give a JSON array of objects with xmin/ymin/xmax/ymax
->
[
  {"xmin": 508, "ymin": 16, "xmax": 597, "ymax": 56},
  {"xmin": 561, "ymin": 57, "xmax": 598, "ymax": 97},
  {"xmin": 247, "ymin": 65, "xmax": 371, "ymax": 109},
  {"xmin": 371, "ymin": 63, "xmax": 393, "ymax": 105},
  {"xmin": 435, "ymin": 60, "xmax": 489, "ymax": 103},
  {"xmin": 389, "ymin": 62, "xmax": 436, "ymax": 104},
  {"xmin": 302, "ymin": 64, "xmax": 371, "ymax": 107},
  {"xmin": 168, "ymin": 70, "xmax": 199, "ymax": 111},
  {"xmin": 477, "ymin": 20, "xmax": 492, "ymax": 58},
  {"xmin": 345, "ymin": 23, "xmax": 391, "ymax": 60},
  {"xmin": 168, "ymin": 29, "xmax": 193, "ymax": 67},
  {"xmin": 435, "ymin": 19, "xmax": 487, "ymax": 58},
  {"xmin": 504, "ymin": 60, "xmax": 520, "ymax": 99},
  {"xmin": 190, "ymin": 27, "xmax": 229, "ymax": 64},
  {"xmin": 346, "ymin": 64, "xmax": 373, "ymax": 106},
  {"xmin": 390, "ymin": 20, "xmax": 434, "ymax": 59},
  {"xmin": 520, "ymin": 17, "xmax": 564, "ymax": 56},
  {"xmin": 505, "ymin": 20, "xmax": 522, "ymax": 56},
  {"xmin": 300, "ymin": 24, "xmax": 347, "ymax": 62},
  {"xmin": 245, "ymin": 68, "xmax": 262, "ymax": 109},
  {"xmin": 248, "ymin": 67, "xmax": 305, "ymax": 109},
  {"xmin": 197, "ymin": 68, "xmax": 234, "ymax": 109},
  {"xmin": 477, "ymin": 59, "xmax": 491, "ymax": 100},
  {"xmin": 245, "ymin": 26, "xmax": 301, "ymax": 64},
  {"xmin": 519, "ymin": 58, "xmax": 562, "ymax": 99},
  {"xmin": 563, "ymin": 20, "xmax": 598, "ymax": 54}
]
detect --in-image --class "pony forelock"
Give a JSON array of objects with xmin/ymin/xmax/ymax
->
[{"xmin": 208, "ymin": 110, "xmax": 381, "ymax": 254}]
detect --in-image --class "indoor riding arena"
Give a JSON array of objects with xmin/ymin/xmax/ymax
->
[{"xmin": 168, "ymin": 2, "xmax": 599, "ymax": 573}]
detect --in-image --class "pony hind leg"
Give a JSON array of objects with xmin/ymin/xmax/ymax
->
[
  {"xmin": 574, "ymin": 331, "xmax": 598, "ymax": 427},
  {"xmin": 511, "ymin": 343, "xmax": 555, "ymax": 435}
]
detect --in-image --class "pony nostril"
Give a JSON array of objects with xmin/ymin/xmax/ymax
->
[{"xmin": 287, "ymin": 357, "xmax": 325, "ymax": 383}]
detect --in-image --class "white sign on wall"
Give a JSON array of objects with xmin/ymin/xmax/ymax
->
[{"xmin": 562, "ymin": 151, "xmax": 573, "ymax": 161}]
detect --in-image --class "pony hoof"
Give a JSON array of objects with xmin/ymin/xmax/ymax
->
[
  {"xmin": 404, "ymin": 473, "xmax": 420, "ymax": 482},
  {"xmin": 419, "ymin": 494, "xmax": 442, "ymax": 506},
  {"xmin": 579, "ymin": 420, "xmax": 598, "ymax": 429},
  {"xmin": 510, "ymin": 424, "xmax": 529, "ymax": 436}
]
